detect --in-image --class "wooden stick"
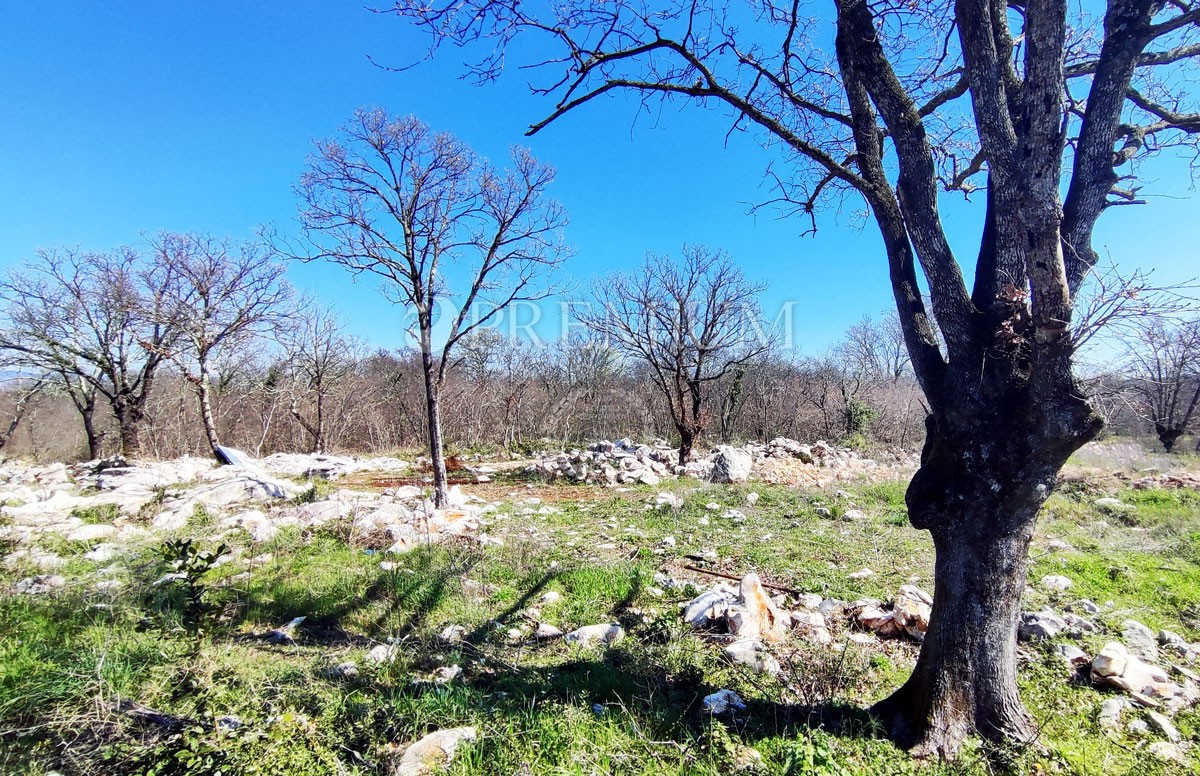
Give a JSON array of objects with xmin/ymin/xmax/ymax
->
[{"xmin": 681, "ymin": 564, "xmax": 803, "ymax": 596}]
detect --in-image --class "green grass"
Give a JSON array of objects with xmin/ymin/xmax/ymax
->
[{"xmin": 1, "ymin": 470, "xmax": 1198, "ymax": 774}]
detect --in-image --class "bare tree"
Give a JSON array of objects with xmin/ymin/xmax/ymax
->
[
  {"xmin": 0, "ymin": 374, "xmax": 49, "ymax": 452},
  {"xmin": 294, "ymin": 109, "xmax": 568, "ymax": 506},
  {"xmin": 579, "ymin": 246, "xmax": 771, "ymax": 464},
  {"xmin": 1126, "ymin": 315, "xmax": 1200, "ymax": 451},
  {"xmin": 280, "ymin": 303, "xmax": 361, "ymax": 454},
  {"xmin": 155, "ymin": 233, "xmax": 292, "ymax": 460},
  {"xmin": 0, "ymin": 247, "xmax": 179, "ymax": 458},
  {"xmin": 388, "ymin": 0, "xmax": 1200, "ymax": 755}
]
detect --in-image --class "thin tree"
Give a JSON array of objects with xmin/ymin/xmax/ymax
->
[
  {"xmin": 388, "ymin": 0, "xmax": 1200, "ymax": 755},
  {"xmin": 579, "ymin": 246, "xmax": 771, "ymax": 464},
  {"xmin": 294, "ymin": 109, "xmax": 568, "ymax": 507},
  {"xmin": 0, "ymin": 247, "xmax": 179, "ymax": 458},
  {"xmin": 1126, "ymin": 315, "xmax": 1200, "ymax": 451},
  {"xmin": 155, "ymin": 233, "xmax": 292, "ymax": 461},
  {"xmin": 281, "ymin": 303, "xmax": 361, "ymax": 454}
]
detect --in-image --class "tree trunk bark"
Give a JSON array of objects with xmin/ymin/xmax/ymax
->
[
  {"xmin": 421, "ymin": 347, "xmax": 449, "ymax": 508},
  {"xmin": 872, "ymin": 404, "xmax": 1099, "ymax": 756},
  {"xmin": 677, "ymin": 426, "xmax": 695, "ymax": 467},
  {"xmin": 81, "ymin": 405, "xmax": 104, "ymax": 461},
  {"xmin": 1156, "ymin": 423, "xmax": 1183, "ymax": 453},
  {"xmin": 871, "ymin": 521, "xmax": 1037, "ymax": 757},
  {"xmin": 196, "ymin": 368, "xmax": 223, "ymax": 460}
]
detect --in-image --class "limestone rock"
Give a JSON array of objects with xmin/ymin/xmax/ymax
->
[
  {"xmin": 731, "ymin": 573, "xmax": 788, "ymax": 642},
  {"xmin": 565, "ymin": 623, "xmax": 625, "ymax": 647},
  {"xmin": 1122, "ymin": 620, "xmax": 1158, "ymax": 662},
  {"xmin": 394, "ymin": 727, "xmax": 477, "ymax": 776},
  {"xmin": 1039, "ymin": 574, "xmax": 1073, "ymax": 592},
  {"xmin": 723, "ymin": 639, "xmax": 781, "ymax": 675},
  {"xmin": 709, "ymin": 447, "xmax": 753, "ymax": 484}
]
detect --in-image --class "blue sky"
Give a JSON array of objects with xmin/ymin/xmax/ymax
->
[{"xmin": 1, "ymin": 2, "xmax": 1195, "ymax": 356}]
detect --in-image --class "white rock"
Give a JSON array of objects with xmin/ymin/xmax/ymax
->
[
  {"xmin": 1039, "ymin": 574, "xmax": 1073, "ymax": 592},
  {"xmin": 394, "ymin": 727, "xmax": 477, "ymax": 776},
  {"xmin": 724, "ymin": 639, "xmax": 780, "ymax": 675},
  {"xmin": 535, "ymin": 623, "xmax": 564, "ymax": 640},
  {"xmin": 709, "ymin": 447, "xmax": 753, "ymax": 483},
  {"xmin": 848, "ymin": 568, "xmax": 875, "ymax": 580},
  {"xmin": 367, "ymin": 645, "xmax": 399, "ymax": 664},
  {"xmin": 565, "ymin": 623, "xmax": 625, "ymax": 647},
  {"xmin": 1145, "ymin": 710, "xmax": 1180, "ymax": 743}
]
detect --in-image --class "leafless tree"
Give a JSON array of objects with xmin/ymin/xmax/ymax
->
[
  {"xmin": 0, "ymin": 247, "xmax": 180, "ymax": 458},
  {"xmin": 838, "ymin": 311, "xmax": 913, "ymax": 385},
  {"xmin": 294, "ymin": 109, "xmax": 568, "ymax": 506},
  {"xmin": 155, "ymin": 233, "xmax": 292, "ymax": 460},
  {"xmin": 387, "ymin": 0, "xmax": 1200, "ymax": 755},
  {"xmin": 578, "ymin": 246, "xmax": 772, "ymax": 464},
  {"xmin": 280, "ymin": 303, "xmax": 361, "ymax": 454},
  {"xmin": 0, "ymin": 374, "xmax": 49, "ymax": 452},
  {"xmin": 1125, "ymin": 315, "xmax": 1200, "ymax": 451}
]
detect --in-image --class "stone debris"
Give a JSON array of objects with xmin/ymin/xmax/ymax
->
[
  {"xmin": 850, "ymin": 586, "xmax": 932, "ymax": 641},
  {"xmin": 394, "ymin": 727, "xmax": 477, "ymax": 776},
  {"xmin": 1091, "ymin": 642, "xmax": 1200, "ymax": 713},
  {"xmin": 1093, "ymin": 497, "xmax": 1133, "ymax": 513},
  {"xmin": 1147, "ymin": 741, "xmax": 1187, "ymax": 763},
  {"xmin": 681, "ymin": 574, "xmax": 789, "ymax": 643},
  {"xmin": 367, "ymin": 645, "xmax": 400, "ymax": 664},
  {"xmin": 701, "ymin": 689, "xmax": 746, "ymax": 715},
  {"xmin": 1097, "ymin": 697, "xmax": 1124, "ymax": 728},
  {"xmin": 1121, "ymin": 620, "xmax": 1158, "ymax": 662},
  {"xmin": 564, "ymin": 623, "xmax": 625, "ymax": 647},
  {"xmin": 724, "ymin": 639, "xmax": 781, "ymax": 675},
  {"xmin": 528, "ymin": 439, "xmax": 676, "ymax": 485},
  {"xmin": 1145, "ymin": 710, "xmax": 1181, "ymax": 742},
  {"xmin": 14, "ymin": 574, "xmax": 66, "ymax": 595},
  {"xmin": 535, "ymin": 623, "xmax": 564, "ymax": 640},
  {"xmin": 1039, "ymin": 574, "xmax": 1073, "ymax": 592},
  {"xmin": 1018, "ymin": 611, "xmax": 1066, "ymax": 642}
]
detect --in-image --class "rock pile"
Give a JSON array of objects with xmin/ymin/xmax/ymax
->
[
  {"xmin": 850, "ymin": 585, "xmax": 933, "ymax": 640},
  {"xmin": 528, "ymin": 439, "xmax": 677, "ymax": 485},
  {"xmin": 1091, "ymin": 642, "xmax": 1199, "ymax": 714}
]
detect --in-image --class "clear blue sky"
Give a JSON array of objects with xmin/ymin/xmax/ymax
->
[{"xmin": 1, "ymin": 2, "xmax": 1195, "ymax": 355}]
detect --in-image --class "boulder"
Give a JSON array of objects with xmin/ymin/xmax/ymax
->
[
  {"xmin": 730, "ymin": 573, "xmax": 788, "ymax": 642},
  {"xmin": 709, "ymin": 447, "xmax": 752, "ymax": 484}
]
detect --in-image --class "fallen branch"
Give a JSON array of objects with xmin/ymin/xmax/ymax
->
[{"xmin": 681, "ymin": 563, "xmax": 803, "ymax": 596}]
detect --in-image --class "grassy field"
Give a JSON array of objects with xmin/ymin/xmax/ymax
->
[{"xmin": 1, "ymin": 460, "xmax": 1198, "ymax": 775}]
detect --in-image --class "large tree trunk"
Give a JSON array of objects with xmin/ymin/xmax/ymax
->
[
  {"xmin": 676, "ymin": 425, "xmax": 695, "ymax": 467},
  {"xmin": 1156, "ymin": 424, "xmax": 1182, "ymax": 453},
  {"xmin": 113, "ymin": 399, "xmax": 147, "ymax": 458},
  {"xmin": 873, "ymin": 408, "xmax": 1099, "ymax": 756}
]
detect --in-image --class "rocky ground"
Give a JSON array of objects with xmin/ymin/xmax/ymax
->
[{"xmin": 1, "ymin": 440, "xmax": 1198, "ymax": 774}]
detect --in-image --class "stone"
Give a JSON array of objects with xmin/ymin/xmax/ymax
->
[
  {"xmin": 1039, "ymin": 574, "xmax": 1073, "ymax": 592},
  {"xmin": 394, "ymin": 727, "xmax": 477, "ymax": 776},
  {"xmin": 367, "ymin": 645, "xmax": 399, "ymax": 664},
  {"xmin": 724, "ymin": 639, "xmax": 781, "ymax": 675},
  {"xmin": 1097, "ymin": 698, "xmax": 1124, "ymax": 728},
  {"xmin": 67, "ymin": 524, "xmax": 117, "ymax": 542},
  {"xmin": 709, "ymin": 447, "xmax": 753, "ymax": 484},
  {"xmin": 841, "ymin": 509, "xmax": 866, "ymax": 521},
  {"xmin": 84, "ymin": 543, "xmax": 121, "ymax": 562},
  {"xmin": 432, "ymin": 665, "xmax": 462, "ymax": 684},
  {"xmin": 565, "ymin": 623, "xmax": 625, "ymax": 647},
  {"xmin": 1122, "ymin": 620, "xmax": 1159, "ymax": 662},
  {"xmin": 701, "ymin": 689, "xmax": 746, "ymax": 714},
  {"xmin": 14, "ymin": 574, "xmax": 65, "ymax": 595},
  {"xmin": 682, "ymin": 586, "xmax": 737, "ymax": 627},
  {"xmin": 1093, "ymin": 497, "xmax": 1132, "ymax": 512},
  {"xmin": 1091, "ymin": 642, "xmax": 1130, "ymax": 679},
  {"xmin": 1146, "ymin": 742, "xmax": 1186, "ymax": 764},
  {"xmin": 541, "ymin": 591, "xmax": 561, "ymax": 604},
  {"xmin": 1069, "ymin": 599, "xmax": 1101, "ymax": 615},
  {"xmin": 745, "ymin": 492, "xmax": 759, "ymax": 506},
  {"xmin": 1053, "ymin": 644, "xmax": 1089, "ymax": 666},
  {"xmin": 1145, "ymin": 710, "xmax": 1180, "ymax": 742},
  {"xmin": 437, "ymin": 625, "xmax": 467, "ymax": 645},
  {"xmin": 1158, "ymin": 629, "xmax": 1186, "ymax": 647},
  {"xmin": 848, "ymin": 568, "xmax": 875, "ymax": 580},
  {"xmin": 535, "ymin": 623, "xmax": 564, "ymax": 640},
  {"xmin": 731, "ymin": 573, "xmax": 788, "ymax": 642},
  {"xmin": 1062, "ymin": 613, "xmax": 1096, "ymax": 635},
  {"xmin": 1018, "ymin": 611, "xmax": 1066, "ymax": 641},
  {"xmin": 323, "ymin": 662, "xmax": 360, "ymax": 679}
]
